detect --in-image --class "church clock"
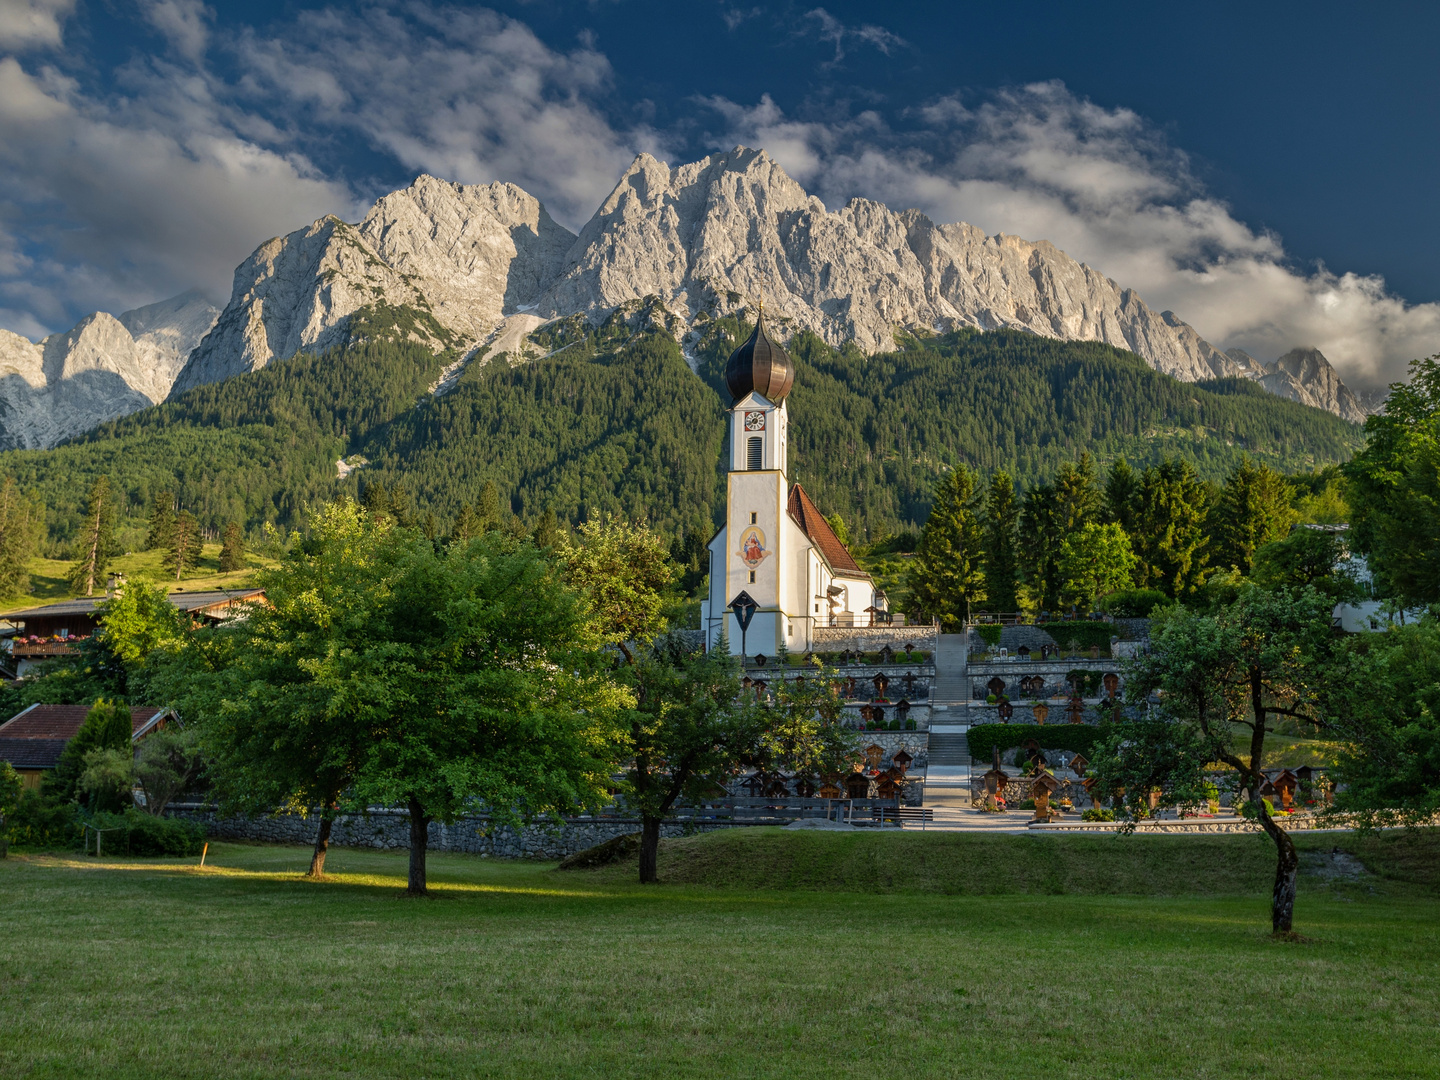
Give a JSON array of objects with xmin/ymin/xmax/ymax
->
[{"xmin": 743, "ymin": 410, "xmax": 766, "ymax": 431}]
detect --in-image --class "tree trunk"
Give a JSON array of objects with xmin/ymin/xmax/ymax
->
[
  {"xmin": 639, "ymin": 816, "xmax": 662, "ymax": 884},
  {"xmin": 308, "ymin": 810, "xmax": 334, "ymax": 878},
  {"xmin": 1257, "ymin": 802, "xmax": 1299, "ymax": 932},
  {"xmin": 407, "ymin": 796, "xmax": 429, "ymax": 896}
]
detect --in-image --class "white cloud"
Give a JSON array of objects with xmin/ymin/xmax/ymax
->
[
  {"xmin": 0, "ymin": 55, "xmax": 352, "ymax": 331},
  {"xmin": 142, "ymin": 0, "xmax": 212, "ymax": 64},
  {"xmin": 802, "ymin": 8, "xmax": 906, "ymax": 65},
  {"xmin": 704, "ymin": 83, "xmax": 1440, "ymax": 390},
  {"xmin": 0, "ymin": 0, "xmax": 75, "ymax": 49},
  {"xmin": 236, "ymin": 3, "xmax": 664, "ymax": 230}
]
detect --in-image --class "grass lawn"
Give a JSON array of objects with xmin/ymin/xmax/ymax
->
[
  {"xmin": 1, "ymin": 829, "xmax": 1437, "ymax": 1079},
  {"xmin": 0, "ymin": 546, "xmax": 277, "ymax": 615}
]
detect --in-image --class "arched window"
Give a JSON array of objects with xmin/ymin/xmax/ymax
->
[{"xmin": 747, "ymin": 436, "xmax": 763, "ymax": 470}]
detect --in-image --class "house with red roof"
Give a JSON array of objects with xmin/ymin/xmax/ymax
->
[{"xmin": 0, "ymin": 704, "xmax": 176, "ymax": 790}]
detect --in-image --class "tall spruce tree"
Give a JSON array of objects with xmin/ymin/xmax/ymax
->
[
  {"xmin": 1209, "ymin": 457, "xmax": 1295, "ymax": 576},
  {"xmin": 982, "ymin": 471, "xmax": 1021, "ymax": 613},
  {"xmin": 218, "ymin": 522, "xmax": 245, "ymax": 573},
  {"xmin": 1132, "ymin": 459, "xmax": 1211, "ymax": 597},
  {"xmin": 1018, "ymin": 482, "xmax": 1063, "ymax": 611},
  {"xmin": 1104, "ymin": 457, "xmax": 1141, "ymax": 536},
  {"xmin": 905, "ymin": 465, "xmax": 986, "ymax": 630},
  {"xmin": 0, "ymin": 476, "xmax": 41, "ymax": 599},
  {"xmin": 166, "ymin": 510, "xmax": 201, "ymax": 580},
  {"xmin": 146, "ymin": 490, "xmax": 176, "ymax": 551},
  {"xmin": 69, "ymin": 475, "xmax": 116, "ymax": 597},
  {"xmin": 1055, "ymin": 453, "xmax": 1104, "ymax": 532}
]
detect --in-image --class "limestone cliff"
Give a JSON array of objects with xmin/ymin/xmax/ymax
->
[{"xmin": 0, "ymin": 292, "xmax": 217, "ymax": 450}]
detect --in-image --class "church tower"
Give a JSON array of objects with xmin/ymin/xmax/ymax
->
[
  {"xmin": 707, "ymin": 312, "xmax": 795, "ymax": 655},
  {"xmin": 702, "ymin": 311, "xmax": 878, "ymax": 656}
]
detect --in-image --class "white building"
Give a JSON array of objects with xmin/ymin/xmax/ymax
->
[{"xmin": 700, "ymin": 314, "xmax": 880, "ymax": 656}]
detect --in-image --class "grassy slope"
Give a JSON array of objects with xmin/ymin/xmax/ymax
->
[
  {"xmin": 582, "ymin": 825, "xmax": 1440, "ymax": 895},
  {"xmin": 1, "ymin": 832, "xmax": 1437, "ymax": 1078},
  {"xmin": 0, "ymin": 544, "xmax": 276, "ymax": 615}
]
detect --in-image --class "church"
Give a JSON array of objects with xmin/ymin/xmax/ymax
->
[{"xmin": 700, "ymin": 315, "xmax": 882, "ymax": 655}]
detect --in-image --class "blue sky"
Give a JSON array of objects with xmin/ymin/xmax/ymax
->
[{"xmin": 2, "ymin": 0, "xmax": 1437, "ymax": 388}]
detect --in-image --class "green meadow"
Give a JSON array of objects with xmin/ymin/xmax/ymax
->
[{"xmin": 1, "ymin": 828, "xmax": 1436, "ymax": 1079}]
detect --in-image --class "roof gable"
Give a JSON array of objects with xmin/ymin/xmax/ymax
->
[
  {"xmin": 787, "ymin": 484, "xmax": 866, "ymax": 575},
  {"xmin": 0, "ymin": 704, "xmax": 169, "ymax": 741}
]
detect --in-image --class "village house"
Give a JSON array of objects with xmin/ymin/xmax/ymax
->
[
  {"xmin": 1, "ymin": 586, "xmax": 265, "ymax": 676},
  {"xmin": 0, "ymin": 703, "xmax": 177, "ymax": 790}
]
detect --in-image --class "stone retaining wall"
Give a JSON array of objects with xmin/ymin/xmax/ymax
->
[
  {"xmin": 811, "ymin": 627, "xmax": 938, "ymax": 652},
  {"xmin": 165, "ymin": 805, "xmax": 732, "ymax": 859}
]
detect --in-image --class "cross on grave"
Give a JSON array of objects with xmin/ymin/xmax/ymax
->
[
  {"xmin": 865, "ymin": 744, "xmax": 885, "ymax": 768},
  {"xmin": 895, "ymin": 699, "xmax": 911, "ymax": 723},
  {"xmin": 997, "ymin": 699, "xmax": 1014, "ymax": 722},
  {"xmin": 1032, "ymin": 702, "xmax": 1049, "ymax": 725},
  {"xmin": 753, "ymin": 654, "xmax": 768, "ymax": 667},
  {"xmin": 1018, "ymin": 645, "xmax": 1031, "ymax": 660},
  {"xmin": 879, "ymin": 644, "xmax": 895, "ymax": 663},
  {"xmin": 1102, "ymin": 672, "xmax": 1120, "ymax": 698},
  {"xmin": 844, "ymin": 676, "xmax": 858, "ymax": 699},
  {"xmin": 1067, "ymin": 696, "xmax": 1085, "ymax": 724},
  {"xmin": 1067, "ymin": 753, "xmax": 1090, "ymax": 777},
  {"xmin": 986, "ymin": 676, "xmax": 1007, "ymax": 697},
  {"xmin": 892, "ymin": 749, "xmax": 913, "ymax": 774},
  {"xmin": 872, "ymin": 672, "xmax": 890, "ymax": 700},
  {"xmin": 871, "ymin": 706, "xmax": 886, "ymax": 726},
  {"xmin": 902, "ymin": 672, "xmax": 917, "ymax": 696}
]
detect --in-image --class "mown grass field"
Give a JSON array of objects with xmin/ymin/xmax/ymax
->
[
  {"xmin": 1, "ymin": 829, "xmax": 1437, "ymax": 1079},
  {"xmin": 0, "ymin": 545, "xmax": 275, "ymax": 615}
]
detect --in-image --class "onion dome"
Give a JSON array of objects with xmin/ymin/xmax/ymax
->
[{"xmin": 724, "ymin": 312, "xmax": 794, "ymax": 404}]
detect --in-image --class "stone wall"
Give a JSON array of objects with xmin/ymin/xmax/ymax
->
[
  {"xmin": 811, "ymin": 627, "xmax": 937, "ymax": 652},
  {"xmin": 165, "ymin": 805, "xmax": 732, "ymax": 859}
]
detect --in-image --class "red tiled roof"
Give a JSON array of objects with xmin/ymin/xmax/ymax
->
[
  {"xmin": 0, "ymin": 704, "xmax": 165, "ymax": 741},
  {"xmin": 787, "ymin": 484, "xmax": 867, "ymax": 576},
  {"xmin": 0, "ymin": 737, "xmax": 70, "ymax": 771}
]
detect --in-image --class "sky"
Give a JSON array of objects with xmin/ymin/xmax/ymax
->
[{"xmin": 2, "ymin": 0, "xmax": 1437, "ymax": 391}]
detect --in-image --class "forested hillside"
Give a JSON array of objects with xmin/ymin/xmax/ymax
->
[{"xmin": 0, "ymin": 306, "xmax": 1361, "ymax": 554}]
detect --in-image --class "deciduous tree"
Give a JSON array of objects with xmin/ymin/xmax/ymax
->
[
  {"xmin": 1344, "ymin": 355, "xmax": 1440, "ymax": 605},
  {"xmin": 620, "ymin": 634, "xmax": 759, "ymax": 883},
  {"xmin": 1058, "ymin": 522, "xmax": 1137, "ymax": 610}
]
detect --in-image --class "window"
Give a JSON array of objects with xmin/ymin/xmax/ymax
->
[
  {"xmin": 750, "ymin": 512, "xmax": 757, "ymax": 524},
  {"xmin": 749, "ymin": 571, "xmax": 756, "ymax": 583},
  {"xmin": 747, "ymin": 436, "xmax": 763, "ymax": 470}
]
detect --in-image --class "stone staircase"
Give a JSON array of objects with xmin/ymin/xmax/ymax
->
[
  {"xmin": 923, "ymin": 632, "xmax": 972, "ymax": 807},
  {"xmin": 927, "ymin": 729, "xmax": 971, "ymax": 767},
  {"xmin": 932, "ymin": 633, "xmax": 970, "ymax": 703}
]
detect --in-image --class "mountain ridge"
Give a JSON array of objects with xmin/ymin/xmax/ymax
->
[{"xmin": 169, "ymin": 147, "xmax": 1370, "ymax": 424}]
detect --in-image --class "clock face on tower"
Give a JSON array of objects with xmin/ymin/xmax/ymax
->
[{"xmin": 744, "ymin": 410, "xmax": 766, "ymax": 431}]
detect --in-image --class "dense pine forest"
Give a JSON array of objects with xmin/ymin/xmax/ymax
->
[{"xmin": 0, "ymin": 304, "xmax": 1362, "ymax": 555}]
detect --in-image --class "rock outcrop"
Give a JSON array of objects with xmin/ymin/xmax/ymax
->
[
  {"xmin": 0, "ymin": 293, "xmax": 218, "ymax": 450},
  {"xmin": 171, "ymin": 176, "xmax": 575, "ymax": 394},
  {"xmin": 3, "ymin": 147, "xmax": 1373, "ymax": 445}
]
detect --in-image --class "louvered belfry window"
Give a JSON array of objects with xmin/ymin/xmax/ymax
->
[{"xmin": 747, "ymin": 436, "xmax": 763, "ymax": 470}]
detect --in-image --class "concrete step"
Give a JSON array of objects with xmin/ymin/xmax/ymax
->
[{"xmin": 927, "ymin": 731, "xmax": 971, "ymax": 766}]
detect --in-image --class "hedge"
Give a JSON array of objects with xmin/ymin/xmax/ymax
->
[
  {"xmin": 1038, "ymin": 620, "xmax": 1114, "ymax": 651},
  {"xmin": 965, "ymin": 723, "xmax": 1108, "ymax": 767}
]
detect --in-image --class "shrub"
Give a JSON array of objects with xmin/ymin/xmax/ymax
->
[
  {"xmin": 1099, "ymin": 588, "xmax": 1169, "ymax": 618},
  {"xmin": 85, "ymin": 810, "xmax": 206, "ymax": 857},
  {"xmin": 1082, "ymin": 807, "xmax": 1116, "ymax": 822},
  {"xmin": 975, "ymin": 625, "xmax": 1003, "ymax": 648},
  {"xmin": 5, "ymin": 790, "xmax": 81, "ymax": 849},
  {"xmin": 1041, "ymin": 620, "xmax": 1113, "ymax": 652}
]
